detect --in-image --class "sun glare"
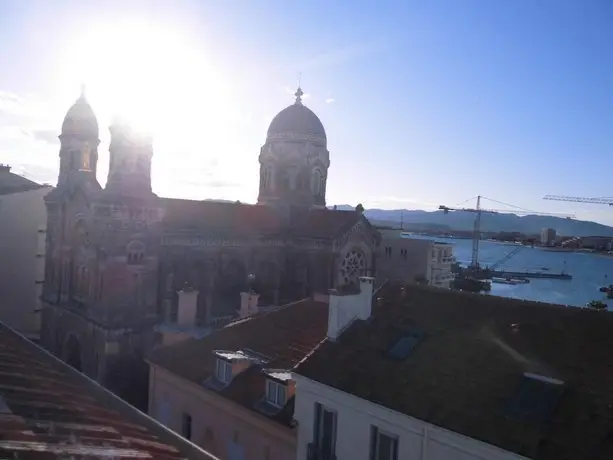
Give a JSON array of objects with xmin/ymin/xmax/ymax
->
[{"xmin": 57, "ymin": 19, "xmax": 232, "ymax": 140}]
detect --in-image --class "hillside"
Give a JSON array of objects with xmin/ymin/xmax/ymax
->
[{"xmin": 333, "ymin": 205, "xmax": 613, "ymax": 237}]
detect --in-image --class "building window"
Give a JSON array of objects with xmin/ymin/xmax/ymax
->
[
  {"xmin": 181, "ymin": 412, "xmax": 192, "ymax": 440},
  {"xmin": 265, "ymin": 379, "xmax": 287, "ymax": 407},
  {"xmin": 400, "ymin": 248, "xmax": 407, "ymax": 259},
  {"xmin": 370, "ymin": 426, "xmax": 399, "ymax": 460},
  {"xmin": 313, "ymin": 403, "xmax": 337, "ymax": 459},
  {"xmin": 215, "ymin": 358, "xmax": 232, "ymax": 383},
  {"xmin": 311, "ymin": 169, "xmax": 324, "ymax": 196},
  {"xmin": 385, "ymin": 246, "xmax": 392, "ymax": 257},
  {"xmin": 127, "ymin": 241, "xmax": 146, "ymax": 265}
]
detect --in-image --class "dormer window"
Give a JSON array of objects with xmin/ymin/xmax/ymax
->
[
  {"xmin": 215, "ymin": 359, "xmax": 232, "ymax": 383},
  {"xmin": 266, "ymin": 379, "xmax": 287, "ymax": 408}
]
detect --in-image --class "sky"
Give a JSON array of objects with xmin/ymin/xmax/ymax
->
[{"xmin": 2, "ymin": 1, "xmax": 613, "ymax": 224}]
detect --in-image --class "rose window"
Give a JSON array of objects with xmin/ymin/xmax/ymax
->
[{"xmin": 340, "ymin": 249, "xmax": 366, "ymax": 286}]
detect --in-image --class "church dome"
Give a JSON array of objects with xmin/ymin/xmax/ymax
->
[
  {"xmin": 61, "ymin": 88, "xmax": 99, "ymax": 138},
  {"xmin": 266, "ymin": 88, "xmax": 326, "ymax": 144}
]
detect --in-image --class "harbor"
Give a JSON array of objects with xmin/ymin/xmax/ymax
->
[
  {"xmin": 492, "ymin": 269, "xmax": 572, "ymax": 280},
  {"xmin": 425, "ymin": 236, "xmax": 613, "ymax": 307}
]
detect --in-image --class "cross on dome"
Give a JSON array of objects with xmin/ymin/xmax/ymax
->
[{"xmin": 294, "ymin": 87, "xmax": 304, "ymax": 105}]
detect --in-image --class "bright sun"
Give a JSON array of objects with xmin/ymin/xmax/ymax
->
[{"xmin": 58, "ymin": 19, "xmax": 232, "ymax": 140}]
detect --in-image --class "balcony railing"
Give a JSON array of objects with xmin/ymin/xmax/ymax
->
[{"xmin": 307, "ymin": 443, "xmax": 336, "ymax": 460}]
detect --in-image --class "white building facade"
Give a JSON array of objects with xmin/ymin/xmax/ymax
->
[
  {"xmin": 376, "ymin": 230, "xmax": 454, "ymax": 288},
  {"xmin": 0, "ymin": 165, "xmax": 51, "ymax": 340},
  {"xmin": 540, "ymin": 228, "xmax": 556, "ymax": 246},
  {"xmin": 292, "ymin": 278, "xmax": 528, "ymax": 460},
  {"xmin": 293, "ymin": 375, "xmax": 526, "ymax": 460}
]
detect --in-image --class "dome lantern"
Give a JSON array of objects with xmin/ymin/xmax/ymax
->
[{"xmin": 266, "ymin": 86, "xmax": 326, "ymax": 146}]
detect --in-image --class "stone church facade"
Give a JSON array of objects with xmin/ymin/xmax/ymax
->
[{"xmin": 40, "ymin": 87, "xmax": 380, "ymax": 408}]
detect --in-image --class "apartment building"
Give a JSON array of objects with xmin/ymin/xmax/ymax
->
[
  {"xmin": 0, "ymin": 164, "xmax": 51, "ymax": 340},
  {"xmin": 293, "ymin": 283, "xmax": 613, "ymax": 460},
  {"xmin": 376, "ymin": 229, "xmax": 454, "ymax": 288},
  {"xmin": 147, "ymin": 291, "xmax": 330, "ymax": 460},
  {"xmin": 540, "ymin": 228, "xmax": 557, "ymax": 246}
]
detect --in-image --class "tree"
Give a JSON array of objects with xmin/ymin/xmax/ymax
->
[
  {"xmin": 355, "ymin": 203, "xmax": 364, "ymax": 213},
  {"xmin": 587, "ymin": 300, "xmax": 607, "ymax": 311}
]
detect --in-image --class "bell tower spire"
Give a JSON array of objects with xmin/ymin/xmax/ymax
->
[
  {"xmin": 57, "ymin": 87, "xmax": 100, "ymax": 187},
  {"xmin": 105, "ymin": 119, "xmax": 154, "ymax": 198}
]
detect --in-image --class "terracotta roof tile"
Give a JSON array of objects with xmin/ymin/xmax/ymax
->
[
  {"xmin": 148, "ymin": 299, "xmax": 329, "ymax": 426},
  {"xmin": 295, "ymin": 285, "xmax": 613, "ymax": 460},
  {"xmin": 162, "ymin": 199, "xmax": 284, "ymax": 236},
  {"xmin": 0, "ymin": 323, "xmax": 217, "ymax": 459},
  {"xmin": 291, "ymin": 209, "xmax": 361, "ymax": 239}
]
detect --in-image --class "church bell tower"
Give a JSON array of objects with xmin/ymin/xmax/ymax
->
[
  {"xmin": 258, "ymin": 87, "xmax": 330, "ymax": 209},
  {"xmin": 57, "ymin": 86, "xmax": 100, "ymax": 187},
  {"xmin": 105, "ymin": 119, "xmax": 154, "ymax": 197}
]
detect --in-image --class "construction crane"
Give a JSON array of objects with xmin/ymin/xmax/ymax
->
[
  {"xmin": 544, "ymin": 195, "xmax": 613, "ymax": 206},
  {"xmin": 440, "ymin": 196, "xmax": 575, "ymax": 269}
]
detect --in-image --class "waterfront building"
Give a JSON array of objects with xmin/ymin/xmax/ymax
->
[
  {"xmin": 540, "ymin": 227, "xmax": 557, "ymax": 246},
  {"xmin": 376, "ymin": 229, "xmax": 454, "ymax": 288}
]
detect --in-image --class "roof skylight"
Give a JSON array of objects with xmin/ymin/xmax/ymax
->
[
  {"xmin": 506, "ymin": 373, "xmax": 565, "ymax": 422},
  {"xmin": 387, "ymin": 331, "xmax": 422, "ymax": 359}
]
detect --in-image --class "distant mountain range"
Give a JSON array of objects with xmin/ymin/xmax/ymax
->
[{"xmin": 332, "ymin": 205, "xmax": 613, "ymax": 237}]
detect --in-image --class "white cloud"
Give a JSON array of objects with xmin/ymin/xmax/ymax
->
[
  {"xmin": 325, "ymin": 98, "xmax": 335, "ymax": 104},
  {"xmin": 0, "ymin": 91, "xmax": 22, "ymax": 115}
]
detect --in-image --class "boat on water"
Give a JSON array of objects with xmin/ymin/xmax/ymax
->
[{"xmin": 491, "ymin": 277, "xmax": 530, "ymax": 285}]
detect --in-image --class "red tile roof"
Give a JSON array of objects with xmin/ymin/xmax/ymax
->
[
  {"xmin": 148, "ymin": 299, "xmax": 329, "ymax": 426},
  {"xmin": 295, "ymin": 284, "xmax": 613, "ymax": 460},
  {"xmin": 290, "ymin": 209, "xmax": 362, "ymax": 239},
  {"xmin": 162, "ymin": 199, "xmax": 369, "ymax": 240},
  {"xmin": 162, "ymin": 199, "xmax": 284, "ymax": 236},
  {"xmin": 0, "ymin": 323, "xmax": 217, "ymax": 459}
]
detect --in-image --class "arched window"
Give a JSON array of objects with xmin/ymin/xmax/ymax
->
[
  {"xmin": 127, "ymin": 241, "xmax": 146, "ymax": 265},
  {"xmin": 311, "ymin": 169, "xmax": 325, "ymax": 196},
  {"xmin": 276, "ymin": 169, "xmax": 289, "ymax": 192}
]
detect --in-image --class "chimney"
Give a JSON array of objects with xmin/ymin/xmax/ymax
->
[
  {"xmin": 0, "ymin": 164, "xmax": 11, "ymax": 174},
  {"xmin": 327, "ymin": 277, "xmax": 375, "ymax": 340},
  {"xmin": 357, "ymin": 276, "xmax": 375, "ymax": 320},
  {"xmin": 239, "ymin": 292, "xmax": 260, "ymax": 318},
  {"xmin": 177, "ymin": 287, "xmax": 198, "ymax": 327},
  {"xmin": 326, "ymin": 289, "xmax": 356, "ymax": 340}
]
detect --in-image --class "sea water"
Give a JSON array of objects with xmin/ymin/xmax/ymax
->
[{"xmin": 405, "ymin": 235, "xmax": 613, "ymax": 307}]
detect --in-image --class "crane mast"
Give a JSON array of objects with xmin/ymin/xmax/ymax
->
[
  {"xmin": 439, "ymin": 196, "xmax": 575, "ymax": 271},
  {"xmin": 471, "ymin": 196, "xmax": 482, "ymax": 269}
]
